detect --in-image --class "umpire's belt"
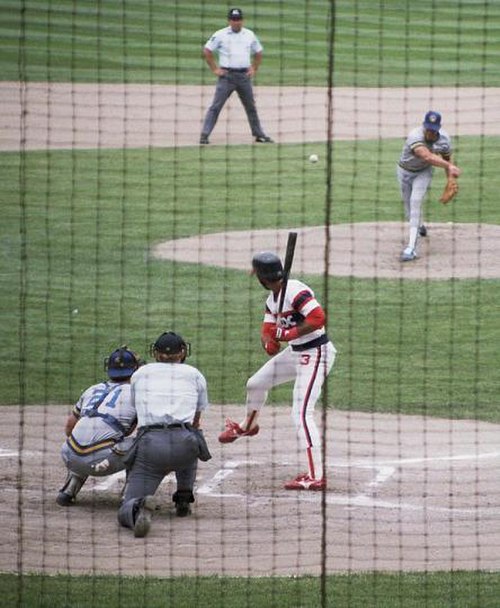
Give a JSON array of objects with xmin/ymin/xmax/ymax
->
[
  {"xmin": 67, "ymin": 434, "xmax": 115, "ymax": 455},
  {"xmin": 223, "ymin": 68, "xmax": 248, "ymax": 73},
  {"xmin": 292, "ymin": 334, "xmax": 329, "ymax": 352},
  {"xmin": 142, "ymin": 423, "xmax": 188, "ymax": 431}
]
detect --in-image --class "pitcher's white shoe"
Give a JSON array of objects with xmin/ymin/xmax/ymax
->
[{"xmin": 400, "ymin": 247, "xmax": 417, "ymax": 262}]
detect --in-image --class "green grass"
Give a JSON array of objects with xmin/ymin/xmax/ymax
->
[
  {"xmin": 1, "ymin": 0, "xmax": 500, "ymax": 86},
  {"xmin": 2, "ymin": 138, "xmax": 500, "ymax": 420},
  {"xmin": 1, "ymin": 571, "xmax": 500, "ymax": 608},
  {"xmin": 1, "ymin": 2, "xmax": 499, "ymax": 599}
]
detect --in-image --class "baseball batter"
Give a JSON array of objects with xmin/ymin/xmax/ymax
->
[
  {"xmin": 56, "ymin": 346, "xmax": 142, "ymax": 506},
  {"xmin": 199, "ymin": 7, "xmax": 273, "ymax": 145},
  {"xmin": 118, "ymin": 331, "xmax": 210, "ymax": 538},
  {"xmin": 219, "ymin": 252, "xmax": 336, "ymax": 491},
  {"xmin": 397, "ymin": 110, "xmax": 461, "ymax": 261}
]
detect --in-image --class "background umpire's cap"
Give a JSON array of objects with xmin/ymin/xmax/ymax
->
[{"xmin": 228, "ymin": 8, "xmax": 243, "ymax": 20}]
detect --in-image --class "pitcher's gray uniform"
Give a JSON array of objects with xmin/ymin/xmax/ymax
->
[
  {"xmin": 118, "ymin": 332, "xmax": 209, "ymax": 537},
  {"xmin": 397, "ymin": 111, "xmax": 460, "ymax": 261},
  {"xmin": 398, "ymin": 127, "xmax": 451, "ymax": 222}
]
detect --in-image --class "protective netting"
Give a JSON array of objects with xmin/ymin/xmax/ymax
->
[{"xmin": 1, "ymin": 1, "xmax": 500, "ymax": 606}]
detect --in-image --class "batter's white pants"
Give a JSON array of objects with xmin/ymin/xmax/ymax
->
[{"xmin": 246, "ymin": 341, "xmax": 336, "ymax": 479}]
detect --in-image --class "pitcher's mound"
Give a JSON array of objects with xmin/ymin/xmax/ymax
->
[{"xmin": 152, "ymin": 222, "xmax": 500, "ymax": 280}]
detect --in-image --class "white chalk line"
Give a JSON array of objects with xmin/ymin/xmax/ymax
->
[
  {"xmin": 2, "ymin": 446, "xmax": 499, "ymax": 516},
  {"xmin": 0, "ymin": 449, "xmax": 20, "ymax": 458},
  {"xmin": 196, "ymin": 455, "xmax": 500, "ymax": 516}
]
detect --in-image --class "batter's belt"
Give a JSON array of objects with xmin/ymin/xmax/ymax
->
[{"xmin": 291, "ymin": 334, "xmax": 329, "ymax": 352}]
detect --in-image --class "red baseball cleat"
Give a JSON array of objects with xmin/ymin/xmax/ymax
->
[
  {"xmin": 218, "ymin": 418, "xmax": 260, "ymax": 443},
  {"xmin": 284, "ymin": 473, "xmax": 326, "ymax": 491}
]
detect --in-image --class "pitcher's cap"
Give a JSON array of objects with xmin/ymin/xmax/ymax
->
[{"xmin": 423, "ymin": 111, "xmax": 442, "ymax": 132}]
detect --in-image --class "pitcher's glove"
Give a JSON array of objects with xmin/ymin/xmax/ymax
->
[{"xmin": 439, "ymin": 176, "xmax": 459, "ymax": 204}]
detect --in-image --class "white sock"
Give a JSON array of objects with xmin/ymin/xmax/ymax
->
[{"xmin": 408, "ymin": 226, "xmax": 418, "ymax": 250}]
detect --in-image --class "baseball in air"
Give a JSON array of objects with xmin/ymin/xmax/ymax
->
[
  {"xmin": 309, "ymin": 154, "xmax": 319, "ymax": 163},
  {"xmin": 72, "ymin": 308, "xmax": 79, "ymax": 315}
]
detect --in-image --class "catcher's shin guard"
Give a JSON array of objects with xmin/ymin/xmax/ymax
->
[{"xmin": 56, "ymin": 472, "xmax": 88, "ymax": 506}]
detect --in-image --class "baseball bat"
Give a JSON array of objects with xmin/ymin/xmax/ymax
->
[{"xmin": 278, "ymin": 231, "xmax": 298, "ymax": 314}]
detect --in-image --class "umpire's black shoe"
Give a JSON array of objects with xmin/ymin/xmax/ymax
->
[
  {"xmin": 56, "ymin": 491, "xmax": 74, "ymax": 507},
  {"xmin": 175, "ymin": 501, "xmax": 192, "ymax": 517},
  {"xmin": 419, "ymin": 225, "xmax": 427, "ymax": 237},
  {"xmin": 199, "ymin": 134, "xmax": 209, "ymax": 145},
  {"xmin": 255, "ymin": 135, "xmax": 274, "ymax": 143}
]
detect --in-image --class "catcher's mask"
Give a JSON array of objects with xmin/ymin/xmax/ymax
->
[
  {"xmin": 151, "ymin": 331, "xmax": 190, "ymax": 362},
  {"xmin": 104, "ymin": 346, "xmax": 142, "ymax": 381},
  {"xmin": 251, "ymin": 251, "xmax": 284, "ymax": 283}
]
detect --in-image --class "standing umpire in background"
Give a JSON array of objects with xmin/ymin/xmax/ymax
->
[
  {"xmin": 118, "ymin": 332, "xmax": 210, "ymax": 538},
  {"xmin": 199, "ymin": 7, "xmax": 273, "ymax": 145}
]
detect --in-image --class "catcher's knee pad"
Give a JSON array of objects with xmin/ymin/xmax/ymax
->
[{"xmin": 172, "ymin": 489, "xmax": 194, "ymax": 504}]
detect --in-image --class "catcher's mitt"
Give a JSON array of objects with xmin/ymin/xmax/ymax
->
[{"xmin": 439, "ymin": 176, "xmax": 459, "ymax": 204}]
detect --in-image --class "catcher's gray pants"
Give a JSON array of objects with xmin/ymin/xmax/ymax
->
[
  {"xmin": 201, "ymin": 71, "xmax": 267, "ymax": 139},
  {"xmin": 61, "ymin": 437, "xmax": 132, "ymax": 478},
  {"xmin": 397, "ymin": 164, "xmax": 433, "ymax": 229},
  {"xmin": 118, "ymin": 426, "xmax": 199, "ymax": 530}
]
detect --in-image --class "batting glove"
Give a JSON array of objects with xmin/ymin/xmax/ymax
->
[{"xmin": 274, "ymin": 326, "xmax": 299, "ymax": 342}]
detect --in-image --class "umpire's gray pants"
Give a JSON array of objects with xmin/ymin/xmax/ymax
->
[
  {"xmin": 397, "ymin": 165, "xmax": 433, "ymax": 228},
  {"xmin": 201, "ymin": 71, "xmax": 267, "ymax": 138},
  {"xmin": 118, "ymin": 427, "xmax": 199, "ymax": 530}
]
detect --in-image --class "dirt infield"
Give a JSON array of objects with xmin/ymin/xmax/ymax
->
[
  {"xmin": 1, "ymin": 405, "xmax": 499, "ymax": 576},
  {"xmin": 2, "ymin": 83, "xmax": 500, "ymax": 576},
  {"xmin": 153, "ymin": 222, "xmax": 500, "ymax": 280},
  {"xmin": 1, "ymin": 83, "xmax": 500, "ymax": 150}
]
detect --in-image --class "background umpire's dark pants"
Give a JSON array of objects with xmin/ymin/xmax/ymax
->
[
  {"xmin": 201, "ymin": 71, "xmax": 267, "ymax": 138},
  {"xmin": 118, "ymin": 428, "xmax": 199, "ymax": 529}
]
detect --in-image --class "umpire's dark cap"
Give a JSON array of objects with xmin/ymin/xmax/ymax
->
[
  {"xmin": 228, "ymin": 8, "xmax": 243, "ymax": 20},
  {"xmin": 153, "ymin": 332, "xmax": 187, "ymax": 355},
  {"xmin": 423, "ymin": 111, "xmax": 441, "ymax": 132}
]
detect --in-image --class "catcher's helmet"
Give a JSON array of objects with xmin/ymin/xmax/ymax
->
[
  {"xmin": 252, "ymin": 251, "xmax": 284, "ymax": 282},
  {"xmin": 105, "ymin": 346, "xmax": 141, "ymax": 381},
  {"xmin": 152, "ymin": 331, "xmax": 190, "ymax": 361}
]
